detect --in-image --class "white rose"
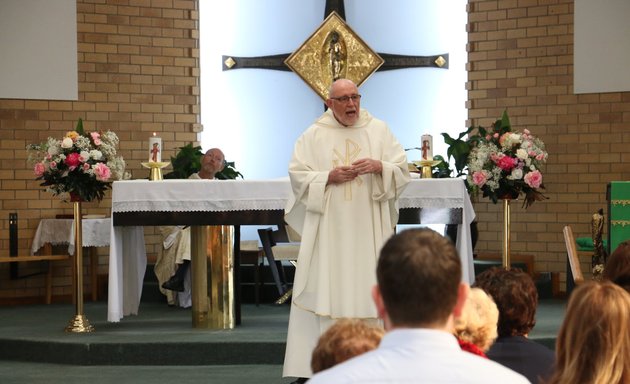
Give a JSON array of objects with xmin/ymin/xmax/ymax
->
[
  {"xmin": 61, "ymin": 137, "xmax": 73, "ymax": 149},
  {"xmin": 47, "ymin": 146, "xmax": 59, "ymax": 156},
  {"xmin": 511, "ymin": 168, "xmax": 523, "ymax": 180},
  {"xmin": 516, "ymin": 148, "xmax": 528, "ymax": 160},
  {"xmin": 79, "ymin": 151, "xmax": 90, "ymax": 162},
  {"xmin": 90, "ymin": 149, "xmax": 103, "ymax": 160}
]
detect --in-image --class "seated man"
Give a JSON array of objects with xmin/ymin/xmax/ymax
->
[
  {"xmin": 154, "ymin": 148, "xmax": 225, "ymax": 306},
  {"xmin": 308, "ymin": 228, "xmax": 528, "ymax": 383}
]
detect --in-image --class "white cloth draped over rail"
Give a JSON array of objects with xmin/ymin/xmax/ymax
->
[{"xmin": 107, "ymin": 178, "xmax": 475, "ymax": 323}]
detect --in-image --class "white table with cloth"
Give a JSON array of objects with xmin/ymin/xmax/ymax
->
[
  {"xmin": 31, "ymin": 218, "xmax": 111, "ymax": 255},
  {"xmin": 31, "ymin": 217, "xmax": 111, "ymax": 301},
  {"xmin": 108, "ymin": 178, "xmax": 475, "ymax": 323}
]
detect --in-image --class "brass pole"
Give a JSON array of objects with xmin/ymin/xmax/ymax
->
[
  {"xmin": 65, "ymin": 201, "xmax": 94, "ymax": 332},
  {"xmin": 502, "ymin": 198, "xmax": 511, "ymax": 270},
  {"xmin": 190, "ymin": 225, "xmax": 234, "ymax": 329}
]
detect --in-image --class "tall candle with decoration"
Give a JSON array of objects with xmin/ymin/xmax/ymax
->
[
  {"xmin": 421, "ymin": 134, "xmax": 433, "ymax": 160},
  {"xmin": 149, "ymin": 132, "xmax": 162, "ymax": 163}
]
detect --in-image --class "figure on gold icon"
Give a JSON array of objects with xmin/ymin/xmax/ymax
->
[{"xmin": 328, "ymin": 31, "xmax": 346, "ymax": 81}]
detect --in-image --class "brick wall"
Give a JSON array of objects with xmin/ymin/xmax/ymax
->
[
  {"xmin": 467, "ymin": 0, "xmax": 630, "ymax": 290},
  {"xmin": 0, "ymin": 0, "xmax": 200, "ymax": 301}
]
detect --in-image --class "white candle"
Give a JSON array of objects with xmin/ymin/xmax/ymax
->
[
  {"xmin": 149, "ymin": 132, "xmax": 162, "ymax": 163},
  {"xmin": 421, "ymin": 134, "xmax": 433, "ymax": 160}
]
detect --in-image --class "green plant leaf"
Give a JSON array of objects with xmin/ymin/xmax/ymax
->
[{"xmin": 75, "ymin": 118, "xmax": 85, "ymax": 136}]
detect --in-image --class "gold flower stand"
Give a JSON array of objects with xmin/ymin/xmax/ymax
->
[{"xmin": 65, "ymin": 200, "xmax": 95, "ymax": 333}]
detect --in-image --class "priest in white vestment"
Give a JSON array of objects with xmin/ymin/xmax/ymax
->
[{"xmin": 283, "ymin": 79, "xmax": 410, "ymax": 380}]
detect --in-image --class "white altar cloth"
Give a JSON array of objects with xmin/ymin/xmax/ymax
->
[
  {"xmin": 31, "ymin": 218, "xmax": 111, "ymax": 255},
  {"xmin": 108, "ymin": 178, "xmax": 475, "ymax": 322}
]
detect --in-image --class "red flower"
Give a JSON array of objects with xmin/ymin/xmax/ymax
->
[
  {"xmin": 65, "ymin": 152, "xmax": 81, "ymax": 168},
  {"xmin": 495, "ymin": 155, "xmax": 517, "ymax": 171}
]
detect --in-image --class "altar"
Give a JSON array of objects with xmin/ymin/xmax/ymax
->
[{"xmin": 108, "ymin": 178, "xmax": 475, "ymax": 324}]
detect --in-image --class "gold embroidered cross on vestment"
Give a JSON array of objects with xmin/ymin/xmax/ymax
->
[{"xmin": 333, "ymin": 139, "xmax": 362, "ymax": 200}]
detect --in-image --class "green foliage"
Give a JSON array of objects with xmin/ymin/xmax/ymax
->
[
  {"xmin": 164, "ymin": 143, "xmax": 203, "ymax": 179},
  {"xmin": 163, "ymin": 143, "xmax": 243, "ymax": 180},
  {"xmin": 431, "ymin": 155, "xmax": 452, "ymax": 178},
  {"xmin": 216, "ymin": 161, "xmax": 243, "ymax": 180}
]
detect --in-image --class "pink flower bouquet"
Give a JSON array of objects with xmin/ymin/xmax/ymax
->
[
  {"xmin": 467, "ymin": 111, "xmax": 548, "ymax": 208},
  {"xmin": 27, "ymin": 119, "xmax": 127, "ymax": 202}
]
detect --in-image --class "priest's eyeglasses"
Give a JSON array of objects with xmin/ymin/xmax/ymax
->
[{"xmin": 330, "ymin": 94, "xmax": 361, "ymax": 103}]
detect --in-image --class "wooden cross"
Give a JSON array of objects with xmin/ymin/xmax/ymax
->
[{"xmin": 222, "ymin": 0, "xmax": 448, "ymax": 74}]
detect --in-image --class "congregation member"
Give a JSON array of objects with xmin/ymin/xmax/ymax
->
[
  {"xmin": 308, "ymin": 228, "xmax": 529, "ymax": 383},
  {"xmin": 603, "ymin": 240, "xmax": 630, "ymax": 292},
  {"xmin": 546, "ymin": 281, "xmax": 630, "ymax": 384},
  {"xmin": 282, "ymin": 79, "xmax": 410, "ymax": 381},
  {"xmin": 454, "ymin": 287, "xmax": 499, "ymax": 358},
  {"xmin": 155, "ymin": 148, "xmax": 225, "ymax": 306},
  {"xmin": 310, "ymin": 318, "xmax": 384, "ymax": 374},
  {"xmin": 473, "ymin": 267, "xmax": 554, "ymax": 384}
]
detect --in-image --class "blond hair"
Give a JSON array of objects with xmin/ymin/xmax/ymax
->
[
  {"xmin": 547, "ymin": 281, "xmax": 630, "ymax": 384},
  {"xmin": 454, "ymin": 287, "xmax": 499, "ymax": 352}
]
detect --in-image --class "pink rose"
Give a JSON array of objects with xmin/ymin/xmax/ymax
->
[
  {"xmin": 65, "ymin": 152, "xmax": 81, "ymax": 168},
  {"xmin": 93, "ymin": 162, "xmax": 111, "ymax": 181},
  {"xmin": 524, "ymin": 170, "xmax": 543, "ymax": 189},
  {"xmin": 49, "ymin": 161, "xmax": 57, "ymax": 169},
  {"xmin": 472, "ymin": 171, "xmax": 488, "ymax": 187},
  {"xmin": 34, "ymin": 162, "xmax": 46, "ymax": 177},
  {"xmin": 495, "ymin": 155, "xmax": 517, "ymax": 171},
  {"xmin": 90, "ymin": 132, "xmax": 102, "ymax": 146},
  {"xmin": 83, "ymin": 163, "xmax": 91, "ymax": 171}
]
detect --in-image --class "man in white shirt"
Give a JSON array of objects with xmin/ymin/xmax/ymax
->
[{"xmin": 308, "ymin": 228, "xmax": 531, "ymax": 384}]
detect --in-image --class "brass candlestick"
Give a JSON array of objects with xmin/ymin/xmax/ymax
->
[
  {"xmin": 413, "ymin": 159, "xmax": 442, "ymax": 179},
  {"xmin": 141, "ymin": 162, "xmax": 170, "ymax": 181}
]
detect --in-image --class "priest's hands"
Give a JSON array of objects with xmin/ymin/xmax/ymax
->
[
  {"xmin": 327, "ymin": 166, "xmax": 357, "ymax": 185},
  {"xmin": 327, "ymin": 158, "xmax": 383, "ymax": 185},
  {"xmin": 352, "ymin": 158, "xmax": 382, "ymax": 175}
]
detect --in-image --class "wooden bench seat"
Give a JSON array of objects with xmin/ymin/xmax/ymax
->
[{"xmin": 0, "ymin": 255, "xmax": 70, "ymax": 304}]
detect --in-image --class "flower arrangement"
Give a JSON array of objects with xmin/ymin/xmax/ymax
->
[
  {"xmin": 27, "ymin": 118, "xmax": 127, "ymax": 202},
  {"xmin": 466, "ymin": 111, "xmax": 548, "ymax": 208}
]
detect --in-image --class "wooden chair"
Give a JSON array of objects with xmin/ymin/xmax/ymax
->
[
  {"xmin": 257, "ymin": 225, "xmax": 300, "ymax": 304},
  {"xmin": 563, "ymin": 226, "xmax": 584, "ymax": 292}
]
